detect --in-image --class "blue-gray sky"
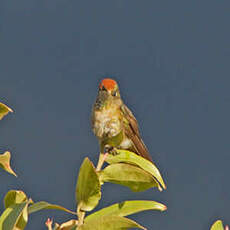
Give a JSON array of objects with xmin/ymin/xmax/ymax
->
[{"xmin": 0, "ymin": 0, "xmax": 230, "ymax": 229}]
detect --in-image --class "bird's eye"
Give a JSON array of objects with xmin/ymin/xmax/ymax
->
[
  {"xmin": 100, "ymin": 85, "xmax": 106, "ymax": 91},
  {"xmin": 111, "ymin": 91, "xmax": 117, "ymax": 96}
]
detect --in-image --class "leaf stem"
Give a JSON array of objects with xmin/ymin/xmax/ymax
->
[
  {"xmin": 96, "ymin": 153, "xmax": 108, "ymax": 171},
  {"xmin": 77, "ymin": 206, "xmax": 85, "ymax": 226}
]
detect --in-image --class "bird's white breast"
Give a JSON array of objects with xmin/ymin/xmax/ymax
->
[{"xmin": 93, "ymin": 108, "xmax": 121, "ymax": 138}]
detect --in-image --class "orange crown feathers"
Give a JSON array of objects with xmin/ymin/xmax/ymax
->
[{"xmin": 99, "ymin": 78, "xmax": 117, "ymax": 91}]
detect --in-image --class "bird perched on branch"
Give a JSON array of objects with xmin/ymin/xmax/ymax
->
[{"xmin": 92, "ymin": 78, "xmax": 153, "ymax": 163}]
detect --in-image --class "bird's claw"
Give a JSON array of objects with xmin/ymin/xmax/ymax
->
[{"xmin": 104, "ymin": 145, "xmax": 117, "ymax": 155}]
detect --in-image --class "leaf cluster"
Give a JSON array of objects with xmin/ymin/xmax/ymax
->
[
  {"xmin": 0, "ymin": 152, "xmax": 166, "ymax": 230},
  {"xmin": 75, "ymin": 154, "xmax": 166, "ymax": 229}
]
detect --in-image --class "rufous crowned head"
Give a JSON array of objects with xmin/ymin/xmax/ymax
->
[{"xmin": 99, "ymin": 78, "xmax": 118, "ymax": 91}]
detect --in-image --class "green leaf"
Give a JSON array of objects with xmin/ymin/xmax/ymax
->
[
  {"xmin": 0, "ymin": 102, "xmax": 13, "ymax": 120},
  {"xmin": 85, "ymin": 200, "xmax": 166, "ymax": 222},
  {"xmin": 4, "ymin": 190, "xmax": 28, "ymax": 209},
  {"xmin": 99, "ymin": 163, "xmax": 158, "ymax": 192},
  {"xmin": 79, "ymin": 216, "xmax": 146, "ymax": 230},
  {"xmin": 0, "ymin": 151, "xmax": 17, "ymax": 176},
  {"xmin": 55, "ymin": 219, "xmax": 78, "ymax": 230},
  {"xmin": 211, "ymin": 220, "xmax": 225, "ymax": 230},
  {"xmin": 0, "ymin": 200, "xmax": 31, "ymax": 230},
  {"xmin": 28, "ymin": 201, "xmax": 76, "ymax": 215},
  {"xmin": 76, "ymin": 158, "xmax": 101, "ymax": 212},
  {"xmin": 106, "ymin": 149, "xmax": 166, "ymax": 190}
]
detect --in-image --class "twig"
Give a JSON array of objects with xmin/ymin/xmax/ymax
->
[
  {"xmin": 77, "ymin": 206, "xmax": 85, "ymax": 226},
  {"xmin": 96, "ymin": 153, "xmax": 108, "ymax": 171}
]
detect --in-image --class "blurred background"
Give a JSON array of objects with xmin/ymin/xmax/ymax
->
[{"xmin": 0, "ymin": 0, "xmax": 230, "ymax": 229}]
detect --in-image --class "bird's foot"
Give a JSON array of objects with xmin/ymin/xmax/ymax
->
[{"xmin": 104, "ymin": 145, "xmax": 117, "ymax": 156}]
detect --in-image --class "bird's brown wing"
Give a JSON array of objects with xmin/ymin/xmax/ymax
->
[{"xmin": 121, "ymin": 104, "xmax": 153, "ymax": 162}]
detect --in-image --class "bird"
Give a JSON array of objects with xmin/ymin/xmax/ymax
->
[{"xmin": 91, "ymin": 78, "xmax": 153, "ymax": 163}]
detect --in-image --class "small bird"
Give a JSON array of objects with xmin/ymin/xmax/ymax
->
[{"xmin": 92, "ymin": 78, "xmax": 153, "ymax": 162}]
